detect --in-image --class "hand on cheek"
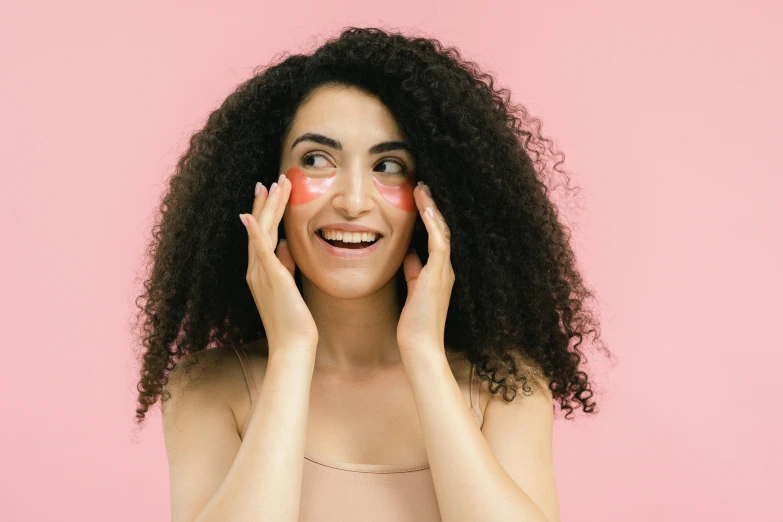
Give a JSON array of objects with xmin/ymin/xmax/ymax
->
[{"xmin": 284, "ymin": 166, "xmax": 417, "ymax": 212}]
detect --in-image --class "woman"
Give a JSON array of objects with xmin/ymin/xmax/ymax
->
[{"xmin": 133, "ymin": 27, "xmax": 608, "ymax": 522}]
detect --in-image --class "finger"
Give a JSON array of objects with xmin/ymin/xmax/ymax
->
[
  {"xmin": 258, "ymin": 176, "xmax": 285, "ymax": 243},
  {"xmin": 251, "ymin": 181, "xmax": 269, "ymax": 225},
  {"xmin": 241, "ymin": 210, "xmax": 271, "ymax": 259},
  {"xmin": 241, "ymin": 211, "xmax": 286, "ymax": 281},
  {"xmin": 246, "ymin": 182, "xmax": 269, "ymax": 270},
  {"xmin": 271, "ymin": 175, "xmax": 291, "ymax": 235},
  {"xmin": 415, "ymin": 184, "xmax": 451, "ymax": 273}
]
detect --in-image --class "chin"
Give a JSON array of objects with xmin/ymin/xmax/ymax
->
[
  {"xmin": 311, "ymin": 269, "xmax": 387, "ymax": 297},
  {"xmin": 290, "ymin": 230, "xmax": 409, "ymax": 296}
]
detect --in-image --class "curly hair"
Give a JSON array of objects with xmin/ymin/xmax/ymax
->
[{"xmin": 131, "ymin": 26, "xmax": 612, "ymax": 428}]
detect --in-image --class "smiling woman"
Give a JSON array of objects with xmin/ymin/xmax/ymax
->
[
  {"xmin": 132, "ymin": 26, "xmax": 611, "ymax": 522},
  {"xmin": 276, "ymin": 84, "xmax": 423, "ymax": 311}
]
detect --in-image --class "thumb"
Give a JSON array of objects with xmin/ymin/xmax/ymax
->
[{"xmin": 275, "ymin": 239, "xmax": 297, "ymax": 278}]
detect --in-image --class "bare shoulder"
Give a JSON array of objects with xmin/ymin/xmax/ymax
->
[
  {"xmin": 444, "ymin": 349, "xmax": 471, "ymax": 381},
  {"xmin": 239, "ymin": 338, "xmax": 270, "ymax": 380},
  {"xmin": 443, "ymin": 349, "xmax": 551, "ymax": 417},
  {"xmin": 166, "ymin": 348, "xmax": 241, "ymax": 406},
  {"xmin": 163, "ymin": 344, "xmax": 262, "ymax": 417},
  {"xmin": 242, "ymin": 337, "xmax": 270, "ymax": 360},
  {"xmin": 445, "ymin": 349, "xmax": 490, "ymax": 417},
  {"xmin": 479, "ymin": 350, "xmax": 552, "ymax": 408},
  {"xmin": 224, "ymin": 339, "xmax": 270, "ymax": 427},
  {"xmin": 164, "ymin": 347, "xmax": 230, "ymax": 396},
  {"xmin": 161, "ymin": 346, "xmax": 255, "ymax": 522}
]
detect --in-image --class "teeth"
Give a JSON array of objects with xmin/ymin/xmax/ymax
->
[{"xmin": 319, "ymin": 229, "xmax": 378, "ymax": 243}]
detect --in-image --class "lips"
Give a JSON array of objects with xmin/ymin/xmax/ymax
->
[{"xmin": 315, "ymin": 231, "xmax": 384, "ymax": 258}]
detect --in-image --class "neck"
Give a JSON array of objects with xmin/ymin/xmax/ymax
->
[{"xmin": 301, "ymin": 273, "xmax": 403, "ymax": 374}]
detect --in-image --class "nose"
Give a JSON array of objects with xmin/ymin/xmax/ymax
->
[{"xmin": 330, "ymin": 164, "xmax": 376, "ymax": 216}]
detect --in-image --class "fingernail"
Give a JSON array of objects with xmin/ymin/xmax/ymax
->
[
  {"xmin": 255, "ymin": 182, "xmax": 262, "ymax": 197},
  {"xmin": 278, "ymin": 173, "xmax": 285, "ymax": 185},
  {"xmin": 270, "ymin": 182, "xmax": 278, "ymax": 194},
  {"xmin": 426, "ymin": 207, "xmax": 434, "ymax": 218},
  {"xmin": 239, "ymin": 214, "xmax": 247, "ymax": 227},
  {"xmin": 423, "ymin": 184, "xmax": 432, "ymax": 197}
]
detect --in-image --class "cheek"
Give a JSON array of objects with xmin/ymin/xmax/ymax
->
[
  {"xmin": 286, "ymin": 166, "xmax": 336, "ymax": 205},
  {"xmin": 286, "ymin": 166, "xmax": 418, "ymax": 212},
  {"xmin": 372, "ymin": 172, "xmax": 417, "ymax": 212}
]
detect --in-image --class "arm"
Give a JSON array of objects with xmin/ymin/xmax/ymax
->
[
  {"xmin": 403, "ymin": 350, "xmax": 559, "ymax": 522},
  {"xmin": 163, "ymin": 347, "xmax": 316, "ymax": 522},
  {"xmin": 399, "ymin": 184, "xmax": 559, "ymax": 520}
]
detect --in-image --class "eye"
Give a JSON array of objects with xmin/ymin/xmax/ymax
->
[
  {"xmin": 300, "ymin": 153, "xmax": 409, "ymax": 177},
  {"xmin": 375, "ymin": 158, "xmax": 408, "ymax": 177},
  {"xmin": 300, "ymin": 152, "xmax": 333, "ymax": 169}
]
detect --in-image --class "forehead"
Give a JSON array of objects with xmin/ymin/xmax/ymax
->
[{"xmin": 283, "ymin": 85, "xmax": 405, "ymax": 150}]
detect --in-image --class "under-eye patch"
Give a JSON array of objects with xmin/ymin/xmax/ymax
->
[{"xmin": 285, "ymin": 167, "xmax": 417, "ymax": 212}]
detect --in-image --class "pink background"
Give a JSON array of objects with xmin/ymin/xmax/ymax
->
[{"xmin": 2, "ymin": 2, "xmax": 780, "ymax": 520}]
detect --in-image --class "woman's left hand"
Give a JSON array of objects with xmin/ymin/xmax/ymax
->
[{"xmin": 397, "ymin": 181, "xmax": 455, "ymax": 361}]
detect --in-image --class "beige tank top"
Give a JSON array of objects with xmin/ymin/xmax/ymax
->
[{"xmin": 232, "ymin": 344, "xmax": 484, "ymax": 521}]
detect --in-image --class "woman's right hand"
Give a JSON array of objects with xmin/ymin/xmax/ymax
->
[{"xmin": 240, "ymin": 173, "xmax": 319, "ymax": 358}]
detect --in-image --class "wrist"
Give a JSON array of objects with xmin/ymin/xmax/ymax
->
[
  {"xmin": 268, "ymin": 344, "xmax": 317, "ymax": 367},
  {"xmin": 400, "ymin": 345, "xmax": 449, "ymax": 370}
]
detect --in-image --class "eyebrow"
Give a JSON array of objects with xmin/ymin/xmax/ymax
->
[{"xmin": 290, "ymin": 133, "xmax": 414, "ymax": 156}]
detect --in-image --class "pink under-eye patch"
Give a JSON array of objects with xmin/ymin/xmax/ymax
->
[
  {"xmin": 286, "ymin": 167, "xmax": 337, "ymax": 205},
  {"xmin": 373, "ymin": 173, "xmax": 417, "ymax": 211},
  {"xmin": 285, "ymin": 166, "xmax": 418, "ymax": 212}
]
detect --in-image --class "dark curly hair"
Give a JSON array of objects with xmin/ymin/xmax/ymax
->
[{"xmin": 131, "ymin": 26, "xmax": 613, "ymax": 428}]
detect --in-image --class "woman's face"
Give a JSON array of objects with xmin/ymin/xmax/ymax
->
[{"xmin": 279, "ymin": 84, "xmax": 419, "ymax": 298}]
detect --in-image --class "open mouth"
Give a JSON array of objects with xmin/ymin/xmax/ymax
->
[{"xmin": 316, "ymin": 229, "xmax": 383, "ymax": 250}]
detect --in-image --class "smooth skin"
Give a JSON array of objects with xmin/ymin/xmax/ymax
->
[
  {"xmin": 162, "ymin": 85, "xmax": 502, "ymax": 522},
  {"xmin": 164, "ymin": 169, "xmax": 320, "ymax": 522},
  {"xmin": 240, "ymin": 174, "xmax": 319, "ymax": 356},
  {"xmin": 277, "ymin": 84, "xmax": 422, "ymax": 373},
  {"xmin": 162, "ymin": 85, "xmax": 453, "ymax": 522}
]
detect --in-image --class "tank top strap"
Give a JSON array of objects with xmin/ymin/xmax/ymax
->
[
  {"xmin": 469, "ymin": 363, "xmax": 484, "ymax": 429},
  {"xmin": 232, "ymin": 344, "xmax": 257, "ymax": 404}
]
